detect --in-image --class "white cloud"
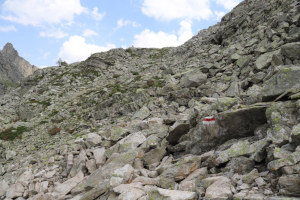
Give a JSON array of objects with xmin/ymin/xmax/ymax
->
[
  {"xmin": 40, "ymin": 30, "xmax": 68, "ymax": 39},
  {"xmin": 178, "ymin": 20, "xmax": 193, "ymax": 44},
  {"xmin": 39, "ymin": 65, "xmax": 49, "ymax": 69},
  {"xmin": 91, "ymin": 7, "xmax": 105, "ymax": 21},
  {"xmin": 214, "ymin": 11, "xmax": 226, "ymax": 20},
  {"xmin": 214, "ymin": 0, "xmax": 241, "ymax": 10},
  {"xmin": 141, "ymin": 0, "xmax": 212, "ymax": 21},
  {"xmin": 0, "ymin": 25, "xmax": 17, "ymax": 32},
  {"xmin": 133, "ymin": 20, "xmax": 193, "ymax": 48},
  {"xmin": 116, "ymin": 19, "xmax": 140, "ymax": 29},
  {"xmin": 1, "ymin": 0, "xmax": 85, "ymax": 26},
  {"xmin": 83, "ymin": 29, "xmax": 98, "ymax": 37},
  {"xmin": 134, "ymin": 29, "xmax": 177, "ymax": 48},
  {"xmin": 58, "ymin": 36, "xmax": 115, "ymax": 63}
]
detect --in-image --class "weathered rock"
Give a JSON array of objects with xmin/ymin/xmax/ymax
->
[
  {"xmin": 69, "ymin": 150, "xmax": 87, "ymax": 178},
  {"xmin": 132, "ymin": 176, "xmax": 159, "ymax": 186},
  {"xmin": 160, "ymin": 155, "xmax": 201, "ymax": 182},
  {"xmin": 241, "ymin": 169, "xmax": 259, "ymax": 184},
  {"xmin": 143, "ymin": 147, "xmax": 166, "ymax": 166},
  {"xmin": 268, "ymin": 150, "xmax": 300, "ymax": 171},
  {"xmin": 86, "ymin": 159, "xmax": 96, "ymax": 174},
  {"xmin": 147, "ymin": 186, "xmax": 197, "ymax": 200},
  {"xmin": 188, "ymin": 104, "xmax": 268, "ymax": 153},
  {"xmin": 181, "ymin": 71, "xmax": 207, "ymax": 88},
  {"xmin": 255, "ymin": 177, "xmax": 266, "ymax": 187},
  {"xmin": 205, "ymin": 177, "xmax": 234, "ymax": 200},
  {"xmin": 262, "ymin": 66, "xmax": 300, "ymax": 101},
  {"xmin": 109, "ymin": 126, "xmax": 128, "ymax": 142},
  {"xmin": 225, "ymin": 156, "xmax": 255, "ymax": 174},
  {"xmin": 166, "ymin": 119, "xmax": 190, "ymax": 145},
  {"xmin": 282, "ymin": 163, "xmax": 300, "ymax": 175},
  {"xmin": 54, "ymin": 171, "xmax": 84, "ymax": 196},
  {"xmin": 107, "ymin": 132, "xmax": 146, "ymax": 157},
  {"xmin": 110, "ymin": 164, "xmax": 134, "ymax": 187},
  {"xmin": 113, "ymin": 183, "xmax": 145, "ymax": 200},
  {"xmin": 278, "ymin": 174, "xmax": 300, "ymax": 197},
  {"xmin": 201, "ymin": 176, "xmax": 227, "ymax": 189},
  {"xmin": 281, "ymin": 42, "xmax": 300, "ymax": 60},
  {"xmin": 237, "ymin": 56, "xmax": 250, "ymax": 68},
  {"xmin": 86, "ymin": 133, "xmax": 102, "ymax": 147},
  {"xmin": 255, "ymin": 50, "xmax": 280, "ymax": 70},
  {"xmin": 0, "ymin": 179, "xmax": 9, "ymax": 196},
  {"xmin": 6, "ymin": 183, "xmax": 24, "ymax": 199},
  {"xmin": 5, "ymin": 149, "xmax": 16, "ymax": 160},
  {"xmin": 291, "ymin": 123, "xmax": 300, "ymax": 145},
  {"xmin": 93, "ymin": 147, "xmax": 106, "ymax": 167},
  {"xmin": 213, "ymin": 140, "xmax": 255, "ymax": 166},
  {"xmin": 81, "ymin": 150, "xmax": 138, "ymax": 191},
  {"xmin": 133, "ymin": 106, "xmax": 150, "ymax": 120},
  {"xmin": 179, "ymin": 167, "xmax": 208, "ymax": 192}
]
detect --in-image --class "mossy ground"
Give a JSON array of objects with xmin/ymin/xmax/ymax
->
[{"xmin": 0, "ymin": 126, "xmax": 29, "ymax": 140}]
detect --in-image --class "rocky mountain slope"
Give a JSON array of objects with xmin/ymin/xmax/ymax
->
[
  {"xmin": 0, "ymin": 43, "xmax": 38, "ymax": 95},
  {"xmin": 0, "ymin": 0, "xmax": 300, "ymax": 199}
]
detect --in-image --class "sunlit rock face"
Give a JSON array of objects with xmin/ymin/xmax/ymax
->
[{"xmin": 0, "ymin": 43, "xmax": 37, "ymax": 95}]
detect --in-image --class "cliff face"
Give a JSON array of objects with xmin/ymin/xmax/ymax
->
[
  {"xmin": 0, "ymin": 43, "xmax": 38, "ymax": 94},
  {"xmin": 0, "ymin": 0, "xmax": 300, "ymax": 199}
]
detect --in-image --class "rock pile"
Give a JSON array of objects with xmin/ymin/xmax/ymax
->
[{"xmin": 0, "ymin": 0, "xmax": 300, "ymax": 199}]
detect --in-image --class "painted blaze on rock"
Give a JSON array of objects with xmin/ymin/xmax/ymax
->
[
  {"xmin": 188, "ymin": 105, "xmax": 268, "ymax": 153},
  {"xmin": 203, "ymin": 116, "xmax": 219, "ymax": 141}
]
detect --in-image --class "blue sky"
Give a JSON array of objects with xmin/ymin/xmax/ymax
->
[{"xmin": 0, "ymin": 0, "xmax": 241, "ymax": 68}]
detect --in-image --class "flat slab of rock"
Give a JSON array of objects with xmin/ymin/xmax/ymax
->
[
  {"xmin": 205, "ymin": 177, "xmax": 234, "ymax": 200},
  {"xmin": 54, "ymin": 171, "xmax": 84, "ymax": 196},
  {"xmin": 147, "ymin": 186, "xmax": 197, "ymax": 200},
  {"xmin": 262, "ymin": 65, "xmax": 300, "ymax": 101}
]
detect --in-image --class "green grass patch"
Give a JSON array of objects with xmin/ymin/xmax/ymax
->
[
  {"xmin": 0, "ymin": 79, "xmax": 16, "ymax": 88},
  {"xmin": 0, "ymin": 126, "xmax": 29, "ymax": 140},
  {"xmin": 29, "ymin": 99, "xmax": 51, "ymax": 107}
]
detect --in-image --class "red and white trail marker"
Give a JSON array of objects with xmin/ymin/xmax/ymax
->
[
  {"xmin": 203, "ymin": 116, "xmax": 216, "ymax": 125},
  {"xmin": 203, "ymin": 116, "xmax": 219, "ymax": 139}
]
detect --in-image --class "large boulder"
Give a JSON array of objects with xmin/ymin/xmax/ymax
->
[
  {"xmin": 225, "ymin": 156, "xmax": 255, "ymax": 174},
  {"xmin": 204, "ymin": 177, "xmax": 234, "ymax": 200},
  {"xmin": 262, "ymin": 65, "xmax": 300, "ymax": 101},
  {"xmin": 255, "ymin": 50, "xmax": 280, "ymax": 70},
  {"xmin": 281, "ymin": 42, "xmax": 300, "ymax": 60},
  {"xmin": 181, "ymin": 70, "xmax": 207, "ymax": 88},
  {"xmin": 158, "ymin": 155, "xmax": 201, "ymax": 189},
  {"xmin": 188, "ymin": 104, "xmax": 267, "ymax": 153},
  {"xmin": 268, "ymin": 150, "xmax": 300, "ymax": 171},
  {"xmin": 278, "ymin": 174, "xmax": 300, "ymax": 197}
]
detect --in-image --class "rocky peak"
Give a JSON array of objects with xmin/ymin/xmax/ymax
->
[
  {"xmin": 0, "ymin": 43, "xmax": 38, "ymax": 95},
  {"xmin": 0, "ymin": 43, "xmax": 18, "ymax": 58}
]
